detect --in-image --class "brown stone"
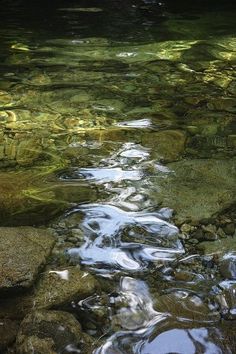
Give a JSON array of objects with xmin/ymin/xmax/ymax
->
[{"xmin": 0, "ymin": 227, "xmax": 55, "ymax": 293}]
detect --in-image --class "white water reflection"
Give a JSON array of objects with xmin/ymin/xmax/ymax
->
[
  {"xmin": 78, "ymin": 167, "xmax": 143, "ymax": 184},
  {"xmin": 64, "ymin": 138, "xmax": 183, "ymax": 272},
  {"xmin": 68, "ymin": 246, "xmax": 141, "ymax": 270},
  {"xmin": 119, "ymin": 147, "xmax": 149, "ymax": 159},
  {"xmin": 138, "ymin": 327, "xmax": 223, "ymax": 354},
  {"xmin": 74, "ymin": 203, "xmax": 178, "ymax": 238},
  {"xmin": 115, "ymin": 119, "xmax": 152, "ymax": 128},
  {"xmin": 66, "ymin": 203, "xmax": 183, "ymax": 271},
  {"xmin": 112, "ymin": 277, "xmax": 165, "ymax": 330},
  {"xmin": 93, "ymin": 277, "xmax": 169, "ymax": 353},
  {"xmin": 95, "ymin": 325, "xmax": 226, "ymax": 354}
]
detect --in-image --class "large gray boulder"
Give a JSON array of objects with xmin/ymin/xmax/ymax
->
[{"xmin": 0, "ymin": 227, "xmax": 55, "ymax": 293}]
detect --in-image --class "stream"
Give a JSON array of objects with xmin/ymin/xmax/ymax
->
[{"xmin": 0, "ymin": 0, "xmax": 236, "ymax": 353}]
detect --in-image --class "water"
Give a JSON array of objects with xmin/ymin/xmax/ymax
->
[{"xmin": 0, "ymin": 0, "xmax": 236, "ymax": 353}]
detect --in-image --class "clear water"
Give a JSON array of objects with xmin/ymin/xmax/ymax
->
[{"xmin": 0, "ymin": 0, "xmax": 236, "ymax": 353}]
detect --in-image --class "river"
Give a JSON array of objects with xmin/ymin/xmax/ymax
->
[{"xmin": 0, "ymin": 0, "xmax": 236, "ymax": 353}]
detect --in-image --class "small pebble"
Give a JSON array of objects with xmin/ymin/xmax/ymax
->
[{"xmin": 181, "ymin": 223, "xmax": 193, "ymax": 233}]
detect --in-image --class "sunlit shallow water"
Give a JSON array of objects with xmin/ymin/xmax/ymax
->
[{"xmin": 0, "ymin": 0, "xmax": 236, "ymax": 353}]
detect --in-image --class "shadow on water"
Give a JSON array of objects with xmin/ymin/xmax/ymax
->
[{"xmin": 1, "ymin": 0, "xmax": 236, "ymax": 42}]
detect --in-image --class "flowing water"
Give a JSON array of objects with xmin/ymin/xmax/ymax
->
[{"xmin": 0, "ymin": 0, "xmax": 236, "ymax": 353}]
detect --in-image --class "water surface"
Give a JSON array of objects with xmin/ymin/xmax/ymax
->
[{"xmin": 0, "ymin": 0, "xmax": 236, "ymax": 352}]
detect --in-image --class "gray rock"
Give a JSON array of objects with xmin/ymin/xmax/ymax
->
[
  {"xmin": 150, "ymin": 159, "xmax": 236, "ymax": 223},
  {"xmin": 34, "ymin": 267, "xmax": 98, "ymax": 309},
  {"xmin": 217, "ymin": 227, "xmax": 227, "ymax": 239},
  {"xmin": 0, "ymin": 227, "xmax": 55, "ymax": 293},
  {"xmin": 16, "ymin": 310, "xmax": 93, "ymax": 354}
]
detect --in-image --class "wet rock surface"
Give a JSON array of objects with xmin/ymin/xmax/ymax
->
[
  {"xmin": 16, "ymin": 310, "xmax": 93, "ymax": 354},
  {"xmin": 219, "ymin": 254, "xmax": 236, "ymax": 280},
  {"xmin": 34, "ymin": 267, "xmax": 98, "ymax": 309},
  {"xmin": 0, "ymin": 227, "xmax": 55, "ymax": 293}
]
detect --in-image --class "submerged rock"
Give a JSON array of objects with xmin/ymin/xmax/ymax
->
[
  {"xmin": 0, "ymin": 171, "xmax": 62, "ymax": 226},
  {"xmin": 141, "ymin": 129, "xmax": 186, "ymax": 162},
  {"xmin": 0, "ymin": 170, "xmax": 97, "ymax": 226},
  {"xmin": 154, "ymin": 290, "xmax": 220, "ymax": 323},
  {"xmin": 197, "ymin": 237, "xmax": 236, "ymax": 256},
  {"xmin": 0, "ymin": 129, "xmax": 44, "ymax": 168},
  {"xmin": 16, "ymin": 310, "xmax": 93, "ymax": 354},
  {"xmin": 34, "ymin": 267, "xmax": 98, "ymax": 309},
  {"xmin": 0, "ymin": 227, "xmax": 55, "ymax": 293},
  {"xmin": 150, "ymin": 158, "xmax": 236, "ymax": 223}
]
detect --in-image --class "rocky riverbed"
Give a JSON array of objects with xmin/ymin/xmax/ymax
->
[
  {"xmin": 0, "ymin": 205, "xmax": 235, "ymax": 353},
  {"xmin": 0, "ymin": 202, "xmax": 236, "ymax": 353}
]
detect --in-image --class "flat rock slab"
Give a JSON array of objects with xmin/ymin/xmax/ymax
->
[
  {"xmin": 0, "ymin": 227, "xmax": 55, "ymax": 293},
  {"xmin": 150, "ymin": 158, "xmax": 236, "ymax": 223}
]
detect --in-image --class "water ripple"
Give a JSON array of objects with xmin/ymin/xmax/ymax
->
[{"xmin": 66, "ymin": 204, "xmax": 183, "ymax": 272}]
